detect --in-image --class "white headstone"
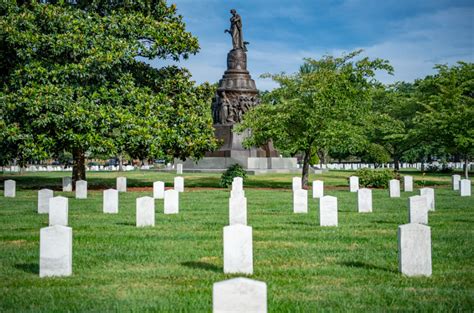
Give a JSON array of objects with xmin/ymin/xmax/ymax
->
[
  {"xmin": 49, "ymin": 196, "xmax": 68, "ymax": 226},
  {"xmin": 62, "ymin": 177, "xmax": 72, "ymax": 192},
  {"xmin": 293, "ymin": 189, "xmax": 308, "ymax": 213},
  {"xmin": 4, "ymin": 179, "xmax": 15, "ymax": 197},
  {"xmin": 398, "ymin": 223, "xmax": 432, "ymax": 277},
  {"xmin": 452, "ymin": 174, "xmax": 461, "ymax": 191},
  {"xmin": 213, "ymin": 277, "xmax": 267, "ymax": 313},
  {"xmin": 320, "ymin": 196, "xmax": 338, "ymax": 226},
  {"xmin": 223, "ymin": 224, "xmax": 253, "ymax": 274},
  {"xmin": 232, "ymin": 177, "xmax": 244, "ymax": 191},
  {"xmin": 389, "ymin": 179, "xmax": 400, "ymax": 198},
  {"xmin": 312, "ymin": 180, "xmax": 324, "ymax": 198},
  {"xmin": 357, "ymin": 188, "xmax": 372, "ymax": 213},
  {"xmin": 408, "ymin": 195, "xmax": 428, "ymax": 224},
  {"xmin": 349, "ymin": 176, "xmax": 359, "ymax": 192},
  {"xmin": 39, "ymin": 225, "xmax": 72, "ymax": 278},
  {"xmin": 103, "ymin": 189, "xmax": 118, "ymax": 214},
  {"xmin": 404, "ymin": 176, "xmax": 413, "ymax": 192},
  {"xmin": 292, "ymin": 177, "xmax": 301, "ymax": 191},
  {"xmin": 176, "ymin": 163, "xmax": 183, "ymax": 175},
  {"xmin": 174, "ymin": 176, "xmax": 184, "ymax": 192},
  {"xmin": 231, "ymin": 189, "xmax": 245, "ymax": 199},
  {"xmin": 116, "ymin": 177, "xmax": 127, "ymax": 192},
  {"xmin": 229, "ymin": 196, "xmax": 247, "ymax": 225},
  {"xmin": 136, "ymin": 196, "xmax": 155, "ymax": 227},
  {"xmin": 460, "ymin": 179, "xmax": 471, "ymax": 196},
  {"xmin": 153, "ymin": 181, "xmax": 165, "ymax": 199},
  {"xmin": 420, "ymin": 188, "xmax": 435, "ymax": 211},
  {"xmin": 38, "ymin": 189, "xmax": 54, "ymax": 214},
  {"xmin": 164, "ymin": 189, "xmax": 179, "ymax": 214},
  {"xmin": 75, "ymin": 180, "xmax": 87, "ymax": 199}
]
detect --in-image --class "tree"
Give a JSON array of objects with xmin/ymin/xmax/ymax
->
[
  {"xmin": 365, "ymin": 82, "xmax": 423, "ymax": 171},
  {"xmin": 0, "ymin": 0, "xmax": 217, "ymax": 181},
  {"xmin": 236, "ymin": 50, "xmax": 393, "ymax": 187},
  {"xmin": 414, "ymin": 62, "xmax": 474, "ymax": 178}
]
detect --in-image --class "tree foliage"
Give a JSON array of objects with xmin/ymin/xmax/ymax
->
[
  {"xmin": 0, "ymin": 0, "xmax": 217, "ymax": 180},
  {"xmin": 237, "ymin": 50, "xmax": 393, "ymax": 187}
]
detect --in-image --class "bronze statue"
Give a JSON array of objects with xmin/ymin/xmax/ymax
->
[{"xmin": 225, "ymin": 9, "xmax": 247, "ymax": 51}]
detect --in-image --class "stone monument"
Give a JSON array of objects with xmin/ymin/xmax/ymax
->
[{"xmin": 182, "ymin": 9, "xmax": 297, "ymax": 172}]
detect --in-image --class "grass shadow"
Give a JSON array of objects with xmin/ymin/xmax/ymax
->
[
  {"xmin": 15, "ymin": 263, "xmax": 39, "ymax": 274},
  {"xmin": 339, "ymin": 261, "xmax": 396, "ymax": 273},
  {"xmin": 180, "ymin": 261, "xmax": 221, "ymax": 273},
  {"xmin": 372, "ymin": 220, "xmax": 398, "ymax": 225},
  {"xmin": 116, "ymin": 222, "xmax": 135, "ymax": 226}
]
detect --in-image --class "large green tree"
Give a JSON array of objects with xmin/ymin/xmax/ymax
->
[
  {"xmin": 237, "ymin": 50, "xmax": 392, "ymax": 187},
  {"xmin": 0, "ymin": 0, "xmax": 217, "ymax": 180},
  {"xmin": 414, "ymin": 62, "xmax": 474, "ymax": 178}
]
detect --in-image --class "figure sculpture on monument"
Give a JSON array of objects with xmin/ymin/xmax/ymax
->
[{"xmin": 225, "ymin": 9, "xmax": 247, "ymax": 51}]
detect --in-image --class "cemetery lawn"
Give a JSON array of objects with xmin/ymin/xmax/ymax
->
[{"xmin": 0, "ymin": 171, "xmax": 473, "ymax": 312}]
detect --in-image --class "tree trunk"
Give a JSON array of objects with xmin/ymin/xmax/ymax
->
[
  {"xmin": 302, "ymin": 147, "xmax": 311, "ymax": 189},
  {"xmin": 464, "ymin": 156, "xmax": 469, "ymax": 179},
  {"xmin": 72, "ymin": 148, "xmax": 86, "ymax": 184},
  {"xmin": 118, "ymin": 154, "xmax": 123, "ymax": 172},
  {"xmin": 394, "ymin": 155, "xmax": 400, "ymax": 172}
]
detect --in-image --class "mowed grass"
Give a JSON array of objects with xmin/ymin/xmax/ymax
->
[{"xmin": 0, "ymin": 171, "xmax": 473, "ymax": 312}]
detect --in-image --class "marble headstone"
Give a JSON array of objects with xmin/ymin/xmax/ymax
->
[
  {"xmin": 40, "ymin": 225, "xmax": 72, "ymax": 278},
  {"xmin": 213, "ymin": 277, "xmax": 267, "ymax": 313},
  {"xmin": 398, "ymin": 223, "xmax": 432, "ymax": 277},
  {"xmin": 320, "ymin": 196, "xmax": 338, "ymax": 226},
  {"xmin": 62, "ymin": 177, "xmax": 72, "ymax": 192},
  {"xmin": 460, "ymin": 179, "xmax": 471, "ymax": 197},
  {"xmin": 349, "ymin": 176, "xmax": 359, "ymax": 192},
  {"xmin": 164, "ymin": 189, "xmax": 179, "ymax": 214},
  {"xmin": 176, "ymin": 163, "xmax": 183, "ymax": 175},
  {"xmin": 389, "ymin": 179, "xmax": 401, "ymax": 198},
  {"xmin": 174, "ymin": 176, "xmax": 184, "ymax": 192},
  {"xmin": 404, "ymin": 176, "xmax": 413, "ymax": 192},
  {"xmin": 292, "ymin": 177, "xmax": 301, "ymax": 191},
  {"xmin": 75, "ymin": 180, "xmax": 87, "ymax": 199},
  {"xmin": 116, "ymin": 177, "xmax": 127, "ymax": 192},
  {"xmin": 103, "ymin": 189, "xmax": 119, "ymax": 214},
  {"xmin": 408, "ymin": 195, "xmax": 428, "ymax": 224},
  {"xmin": 136, "ymin": 196, "xmax": 155, "ymax": 227},
  {"xmin": 4, "ymin": 179, "xmax": 15, "ymax": 197},
  {"xmin": 312, "ymin": 180, "xmax": 324, "ymax": 198},
  {"xmin": 153, "ymin": 181, "xmax": 165, "ymax": 199},
  {"xmin": 357, "ymin": 188, "xmax": 372, "ymax": 213},
  {"xmin": 293, "ymin": 189, "xmax": 308, "ymax": 213},
  {"xmin": 38, "ymin": 189, "xmax": 54, "ymax": 214},
  {"xmin": 420, "ymin": 188, "xmax": 435, "ymax": 211},
  {"xmin": 452, "ymin": 174, "xmax": 461, "ymax": 191},
  {"xmin": 229, "ymin": 196, "xmax": 247, "ymax": 225},
  {"xmin": 49, "ymin": 196, "xmax": 68, "ymax": 226},
  {"xmin": 223, "ymin": 224, "xmax": 253, "ymax": 274}
]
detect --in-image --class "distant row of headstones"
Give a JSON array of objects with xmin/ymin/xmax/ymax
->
[
  {"xmin": 2, "ymin": 174, "xmax": 472, "ymax": 312},
  {"xmin": 322, "ymin": 162, "xmax": 473, "ymax": 171}
]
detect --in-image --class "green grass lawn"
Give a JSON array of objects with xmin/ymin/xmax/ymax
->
[{"xmin": 0, "ymin": 171, "xmax": 473, "ymax": 312}]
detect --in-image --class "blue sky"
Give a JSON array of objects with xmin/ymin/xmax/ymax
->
[{"xmin": 152, "ymin": 0, "xmax": 474, "ymax": 90}]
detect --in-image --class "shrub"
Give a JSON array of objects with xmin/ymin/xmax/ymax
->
[
  {"xmin": 356, "ymin": 168, "xmax": 395, "ymax": 188},
  {"xmin": 220, "ymin": 164, "xmax": 247, "ymax": 188}
]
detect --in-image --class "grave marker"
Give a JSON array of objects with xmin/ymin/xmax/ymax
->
[
  {"xmin": 460, "ymin": 179, "xmax": 471, "ymax": 196},
  {"xmin": 153, "ymin": 181, "xmax": 165, "ymax": 199},
  {"xmin": 389, "ymin": 179, "xmax": 400, "ymax": 198},
  {"xmin": 116, "ymin": 177, "xmax": 127, "ymax": 192},
  {"xmin": 223, "ymin": 224, "xmax": 253, "ymax": 274},
  {"xmin": 40, "ymin": 225, "xmax": 72, "ymax": 278},
  {"xmin": 292, "ymin": 177, "xmax": 301, "ymax": 191},
  {"xmin": 38, "ymin": 189, "xmax": 54, "ymax": 214},
  {"xmin": 320, "ymin": 196, "xmax": 338, "ymax": 226},
  {"xmin": 174, "ymin": 176, "xmax": 184, "ymax": 192},
  {"xmin": 75, "ymin": 180, "xmax": 87, "ymax": 199},
  {"xmin": 293, "ymin": 189, "xmax": 308, "ymax": 213},
  {"xmin": 103, "ymin": 189, "xmax": 119, "ymax": 214},
  {"xmin": 408, "ymin": 195, "xmax": 428, "ymax": 224},
  {"xmin": 404, "ymin": 176, "xmax": 413, "ymax": 192},
  {"xmin": 49, "ymin": 196, "xmax": 68, "ymax": 226},
  {"xmin": 312, "ymin": 180, "xmax": 324, "ymax": 198},
  {"xmin": 398, "ymin": 223, "xmax": 432, "ymax": 277},
  {"xmin": 213, "ymin": 277, "xmax": 267, "ymax": 313},
  {"xmin": 349, "ymin": 176, "xmax": 359, "ymax": 192},
  {"xmin": 229, "ymin": 196, "xmax": 247, "ymax": 225},
  {"xmin": 452, "ymin": 174, "xmax": 461, "ymax": 191},
  {"xmin": 4, "ymin": 179, "xmax": 15, "ymax": 197},
  {"xmin": 420, "ymin": 188, "xmax": 435, "ymax": 211},
  {"xmin": 357, "ymin": 188, "xmax": 372, "ymax": 213},
  {"xmin": 62, "ymin": 177, "xmax": 72, "ymax": 192},
  {"xmin": 164, "ymin": 189, "xmax": 179, "ymax": 214},
  {"xmin": 136, "ymin": 196, "xmax": 155, "ymax": 227}
]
